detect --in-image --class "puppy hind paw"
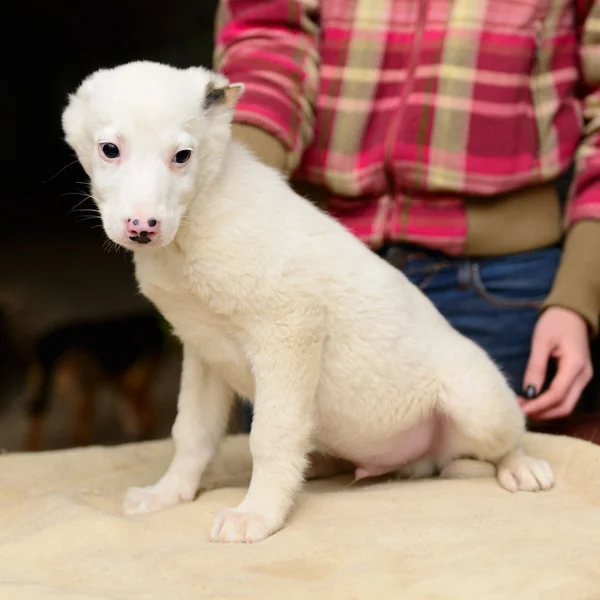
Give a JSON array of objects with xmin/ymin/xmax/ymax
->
[{"xmin": 497, "ymin": 455, "xmax": 555, "ymax": 493}]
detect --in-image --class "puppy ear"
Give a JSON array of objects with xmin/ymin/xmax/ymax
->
[
  {"xmin": 203, "ymin": 80, "xmax": 245, "ymax": 112},
  {"xmin": 61, "ymin": 74, "xmax": 99, "ymax": 175}
]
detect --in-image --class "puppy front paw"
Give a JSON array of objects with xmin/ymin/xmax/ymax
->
[
  {"xmin": 209, "ymin": 507, "xmax": 280, "ymax": 543},
  {"xmin": 123, "ymin": 484, "xmax": 195, "ymax": 515}
]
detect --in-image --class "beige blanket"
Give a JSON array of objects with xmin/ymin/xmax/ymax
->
[{"xmin": 0, "ymin": 433, "xmax": 599, "ymax": 600}]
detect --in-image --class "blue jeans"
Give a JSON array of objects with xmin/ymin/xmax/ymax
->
[{"xmin": 240, "ymin": 244, "xmax": 561, "ymax": 432}]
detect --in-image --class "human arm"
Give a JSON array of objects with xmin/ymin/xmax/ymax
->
[
  {"xmin": 522, "ymin": 0, "xmax": 600, "ymax": 419},
  {"xmin": 213, "ymin": 0, "xmax": 320, "ymax": 175},
  {"xmin": 540, "ymin": 0, "xmax": 600, "ymax": 334}
]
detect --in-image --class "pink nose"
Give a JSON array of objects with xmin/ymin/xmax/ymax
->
[{"xmin": 126, "ymin": 218, "xmax": 159, "ymax": 244}]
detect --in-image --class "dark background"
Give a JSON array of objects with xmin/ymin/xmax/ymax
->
[
  {"xmin": 0, "ymin": 1, "xmax": 220, "ymax": 449},
  {"xmin": 3, "ymin": 1, "xmax": 218, "ymax": 234}
]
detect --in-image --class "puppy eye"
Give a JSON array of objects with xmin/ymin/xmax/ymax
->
[
  {"xmin": 100, "ymin": 142, "xmax": 120, "ymax": 159},
  {"xmin": 173, "ymin": 149, "xmax": 191, "ymax": 164}
]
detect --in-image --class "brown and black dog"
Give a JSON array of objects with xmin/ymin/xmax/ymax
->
[{"xmin": 23, "ymin": 312, "xmax": 168, "ymax": 451}]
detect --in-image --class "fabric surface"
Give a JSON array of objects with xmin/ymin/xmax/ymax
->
[{"xmin": 0, "ymin": 433, "xmax": 599, "ymax": 599}]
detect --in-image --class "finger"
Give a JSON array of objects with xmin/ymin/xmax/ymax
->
[
  {"xmin": 522, "ymin": 358, "xmax": 583, "ymax": 417},
  {"xmin": 521, "ymin": 335, "xmax": 552, "ymax": 400},
  {"xmin": 528, "ymin": 368, "xmax": 592, "ymax": 421}
]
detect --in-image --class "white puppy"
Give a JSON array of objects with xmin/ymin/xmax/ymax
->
[{"xmin": 62, "ymin": 61, "xmax": 554, "ymax": 543}]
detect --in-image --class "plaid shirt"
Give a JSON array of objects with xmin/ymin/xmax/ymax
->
[
  {"xmin": 215, "ymin": 0, "xmax": 600, "ymax": 256},
  {"xmin": 216, "ymin": 0, "xmax": 600, "ymax": 254}
]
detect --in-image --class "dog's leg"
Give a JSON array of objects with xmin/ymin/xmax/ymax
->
[
  {"xmin": 24, "ymin": 416, "xmax": 44, "ymax": 452},
  {"xmin": 73, "ymin": 383, "xmax": 95, "ymax": 447},
  {"xmin": 123, "ymin": 344, "xmax": 233, "ymax": 515},
  {"xmin": 57, "ymin": 353, "xmax": 100, "ymax": 448},
  {"xmin": 23, "ymin": 362, "xmax": 47, "ymax": 452},
  {"xmin": 210, "ymin": 328, "xmax": 322, "ymax": 544},
  {"xmin": 118, "ymin": 360, "xmax": 157, "ymax": 441},
  {"xmin": 132, "ymin": 386, "xmax": 157, "ymax": 441},
  {"xmin": 440, "ymin": 374, "xmax": 554, "ymax": 492}
]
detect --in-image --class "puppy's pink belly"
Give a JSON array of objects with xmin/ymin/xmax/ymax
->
[{"xmin": 351, "ymin": 416, "xmax": 443, "ymax": 480}]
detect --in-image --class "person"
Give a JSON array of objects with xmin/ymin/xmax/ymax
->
[{"xmin": 213, "ymin": 0, "xmax": 599, "ymax": 427}]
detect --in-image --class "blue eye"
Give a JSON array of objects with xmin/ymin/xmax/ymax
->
[
  {"xmin": 100, "ymin": 142, "xmax": 120, "ymax": 159},
  {"xmin": 173, "ymin": 149, "xmax": 192, "ymax": 164}
]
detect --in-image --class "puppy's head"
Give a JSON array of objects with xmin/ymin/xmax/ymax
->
[{"xmin": 62, "ymin": 61, "xmax": 244, "ymax": 250}]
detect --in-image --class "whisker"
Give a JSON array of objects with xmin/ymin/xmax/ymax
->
[
  {"xmin": 74, "ymin": 216, "xmax": 101, "ymax": 223},
  {"xmin": 71, "ymin": 207, "xmax": 100, "ymax": 215},
  {"xmin": 59, "ymin": 194, "xmax": 92, "ymax": 205},
  {"xmin": 43, "ymin": 159, "xmax": 81, "ymax": 183},
  {"xmin": 71, "ymin": 203, "xmax": 98, "ymax": 210},
  {"xmin": 72, "ymin": 211, "xmax": 100, "ymax": 217},
  {"xmin": 101, "ymin": 237, "xmax": 124, "ymax": 255},
  {"xmin": 71, "ymin": 196, "xmax": 95, "ymax": 211},
  {"xmin": 60, "ymin": 191, "xmax": 91, "ymax": 198}
]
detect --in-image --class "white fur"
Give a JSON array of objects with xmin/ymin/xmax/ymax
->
[{"xmin": 62, "ymin": 61, "xmax": 554, "ymax": 544}]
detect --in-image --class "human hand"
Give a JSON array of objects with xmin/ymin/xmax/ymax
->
[{"xmin": 518, "ymin": 307, "xmax": 593, "ymax": 420}]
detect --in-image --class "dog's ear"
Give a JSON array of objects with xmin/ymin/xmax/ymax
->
[
  {"xmin": 203, "ymin": 80, "xmax": 245, "ymax": 112},
  {"xmin": 61, "ymin": 74, "xmax": 100, "ymax": 175}
]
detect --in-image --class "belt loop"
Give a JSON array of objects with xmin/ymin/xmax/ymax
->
[{"xmin": 457, "ymin": 260, "xmax": 472, "ymax": 290}]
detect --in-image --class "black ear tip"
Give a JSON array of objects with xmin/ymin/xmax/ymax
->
[{"xmin": 203, "ymin": 85, "xmax": 226, "ymax": 110}]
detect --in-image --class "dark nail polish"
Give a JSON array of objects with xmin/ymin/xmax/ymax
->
[{"xmin": 523, "ymin": 384, "xmax": 537, "ymax": 399}]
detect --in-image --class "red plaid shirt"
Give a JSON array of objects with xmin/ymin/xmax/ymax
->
[{"xmin": 215, "ymin": 0, "xmax": 600, "ymax": 255}]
